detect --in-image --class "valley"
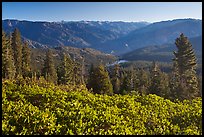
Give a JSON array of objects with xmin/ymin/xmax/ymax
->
[
  {"xmin": 2, "ymin": 19, "xmax": 202, "ymax": 66},
  {"xmin": 2, "ymin": 2, "xmax": 202, "ymax": 135}
]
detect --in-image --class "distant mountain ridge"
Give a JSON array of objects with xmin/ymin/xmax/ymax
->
[
  {"xmin": 2, "ymin": 18, "xmax": 202, "ymax": 56},
  {"xmin": 101, "ymin": 19, "xmax": 202, "ymax": 54},
  {"xmin": 2, "ymin": 19, "xmax": 149, "ymax": 49}
]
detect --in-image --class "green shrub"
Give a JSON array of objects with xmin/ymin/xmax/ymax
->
[{"xmin": 2, "ymin": 80, "xmax": 202, "ymax": 135}]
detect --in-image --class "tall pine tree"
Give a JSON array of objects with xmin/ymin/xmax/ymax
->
[
  {"xmin": 11, "ymin": 28, "xmax": 22, "ymax": 77},
  {"xmin": 22, "ymin": 41, "xmax": 31, "ymax": 78},
  {"xmin": 169, "ymin": 62, "xmax": 181, "ymax": 100},
  {"xmin": 90, "ymin": 64, "xmax": 113, "ymax": 95},
  {"xmin": 87, "ymin": 64, "xmax": 95, "ymax": 90},
  {"xmin": 111, "ymin": 64, "xmax": 121, "ymax": 94},
  {"xmin": 149, "ymin": 61, "xmax": 168, "ymax": 97},
  {"xmin": 57, "ymin": 52, "xmax": 74, "ymax": 85},
  {"xmin": 42, "ymin": 49, "xmax": 58, "ymax": 84},
  {"xmin": 73, "ymin": 61, "xmax": 84, "ymax": 85},
  {"xmin": 172, "ymin": 33, "xmax": 199, "ymax": 100},
  {"xmin": 137, "ymin": 68, "xmax": 150, "ymax": 95},
  {"xmin": 2, "ymin": 30, "xmax": 16, "ymax": 79},
  {"xmin": 120, "ymin": 68, "xmax": 134, "ymax": 94}
]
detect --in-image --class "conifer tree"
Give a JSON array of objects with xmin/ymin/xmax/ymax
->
[
  {"xmin": 149, "ymin": 61, "xmax": 160, "ymax": 95},
  {"xmin": 119, "ymin": 68, "xmax": 126, "ymax": 94},
  {"xmin": 73, "ymin": 61, "xmax": 84, "ymax": 85},
  {"xmin": 120, "ymin": 69, "xmax": 134, "ymax": 94},
  {"xmin": 160, "ymin": 72, "xmax": 170, "ymax": 98},
  {"xmin": 57, "ymin": 53, "xmax": 74, "ymax": 85},
  {"xmin": 172, "ymin": 33, "xmax": 199, "ymax": 100},
  {"xmin": 22, "ymin": 41, "xmax": 31, "ymax": 78},
  {"xmin": 87, "ymin": 64, "xmax": 95, "ymax": 91},
  {"xmin": 11, "ymin": 28, "xmax": 22, "ymax": 77},
  {"xmin": 131, "ymin": 68, "xmax": 138, "ymax": 91},
  {"xmin": 91, "ymin": 64, "xmax": 113, "ymax": 95},
  {"xmin": 2, "ymin": 30, "xmax": 16, "ymax": 79},
  {"xmin": 80, "ymin": 56, "xmax": 85, "ymax": 85},
  {"xmin": 169, "ymin": 62, "xmax": 181, "ymax": 100},
  {"xmin": 149, "ymin": 61, "xmax": 168, "ymax": 97},
  {"xmin": 137, "ymin": 68, "xmax": 149, "ymax": 95},
  {"xmin": 42, "ymin": 49, "xmax": 58, "ymax": 84},
  {"xmin": 111, "ymin": 64, "xmax": 121, "ymax": 94}
]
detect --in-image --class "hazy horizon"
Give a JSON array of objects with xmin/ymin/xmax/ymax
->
[
  {"xmin": 2, "ymin": 18, "xmax": 202, "ymax": 23},
  {"xmin": 2, "ymin": 2, "xmax": 202, "ymax": 23}
]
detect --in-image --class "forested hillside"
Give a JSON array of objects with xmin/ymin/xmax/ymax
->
[
  {"xmin": 30, "ymin": 46, "xmax": 117, "ymax": 76},
  {"xmin": 121, "ymin": 35, "xmax": 202, "ymax": 64},
  {"xmin": 2, "ymin": 28, "xmax": 202, "ymax": 135}
]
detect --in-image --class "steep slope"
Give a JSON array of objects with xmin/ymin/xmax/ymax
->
[
  {"xmin": 2, "ymin": 19, "xmax": 149, "ymax": 49},
  {"xmin": 121, "ymin": 35, "xmax": 202, "ymax": 63},
  {"xmin": 102, "ymin": 19, "xmax": 202, "ymax": 54},
  {"xmin": 2, "ymin": 19, "xmax": 201, "ymax": 55},
  {"xmin": 30, "ymin": 46, "xmax": 117, "ymax": 73}
]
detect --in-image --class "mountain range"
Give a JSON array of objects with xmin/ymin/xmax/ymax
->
[
  {"xmin": 2, "ymin": 18, "xmax": 202, "ymax": 63},
  {"xmin": 2, "ymin": 19, "xmax": 149, "ymax": 49},
  {"xmin": 101, "ymin": 19, "xmax": 202, "ymax": 54}
]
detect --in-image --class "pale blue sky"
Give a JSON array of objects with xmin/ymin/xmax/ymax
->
[{"xmin": 2, "ymin": 2, "xmax": 202, "ymax": 23}]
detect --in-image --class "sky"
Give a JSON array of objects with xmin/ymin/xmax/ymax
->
[{"xmin": 2, "ymin": 2, "xmax": 202, "ymax": 23}]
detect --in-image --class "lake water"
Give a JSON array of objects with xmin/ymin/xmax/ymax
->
[{"xmin": 107, "ymin": 60, "xmax": 128, "ymax": 66}]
